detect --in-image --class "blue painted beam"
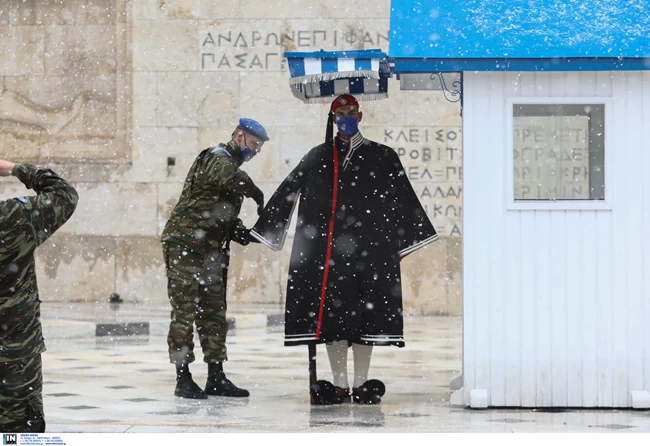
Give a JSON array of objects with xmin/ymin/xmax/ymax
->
[{"xmin": 391, "ymin": 57, "xmax": 650, "ymax": 73}]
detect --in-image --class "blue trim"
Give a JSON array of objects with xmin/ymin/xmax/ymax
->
[
  {"xmin": 391, "ymin": 58, "xmax": 650, "ymax": 73},
  {"xmin": 284, "ymin": 49, "xmax": 386, "ymax": 59},
  {"xmin": 287, "ymin": 58, "xmax": 305, "ymax": 77},
  {"xmin": 354, "ymin": 58, "xmax": 372, "ymax": 71},
  {"xmin": 321, "ymin": 58, "xmax": 338, "ymax": 74}
]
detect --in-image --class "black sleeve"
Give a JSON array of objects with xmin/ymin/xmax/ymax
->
[
  {"xmin": 250, "ymin": 153, "xmax": 312, "ymax": 251},
  {"xmin": 387, "ymin": 151, "xmax": 439, "ymax": 258}
]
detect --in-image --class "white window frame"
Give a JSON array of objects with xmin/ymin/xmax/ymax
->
[{"xmin": 505, "ymin": 97, "xmax": 613, "ymax": 211}]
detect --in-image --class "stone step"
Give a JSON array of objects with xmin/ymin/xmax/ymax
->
[{"xmin": 41, "ymin": 307, "xmax": 285, "ymax": 340}]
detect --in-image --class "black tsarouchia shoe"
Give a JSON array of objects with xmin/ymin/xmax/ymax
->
[
  {"xmin": 309, "ymin": 380, "xmax": 338, "ymax": 405},
  {"xmin": 352, "ymin": 379, "xmax": 386, "ymax": 404}
]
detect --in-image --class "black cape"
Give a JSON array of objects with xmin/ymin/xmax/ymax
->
[{"xmin": 252, "ymin": 132, "xmax": 437, "ymax": 347}]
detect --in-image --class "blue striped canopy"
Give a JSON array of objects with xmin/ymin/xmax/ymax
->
[{"xmin": 284, "ymin": 49, "xmax": 390, "ymax": 103}]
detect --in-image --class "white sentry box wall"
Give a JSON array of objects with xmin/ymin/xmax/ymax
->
[{"xmin": 461, "ymin": 71, "xmax": 650, "ymax": 407}]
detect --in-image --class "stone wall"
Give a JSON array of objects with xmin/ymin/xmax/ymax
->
[{"xmin": 0, "ymin": 0, "xmax": 462, "ymax": 315}]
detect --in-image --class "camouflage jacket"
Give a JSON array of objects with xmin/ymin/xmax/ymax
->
[
  {"xmin": 0, "ymin": 164, "xmax": 79, "ymax": 362},
  {"xmin": 162, "ymin": 140, "xmax": 263, "ymax": 251}
]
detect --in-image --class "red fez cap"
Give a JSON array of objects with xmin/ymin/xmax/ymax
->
[{"xmin": 330, "ymin": 94, "xmax": 359, "ymax": 113}]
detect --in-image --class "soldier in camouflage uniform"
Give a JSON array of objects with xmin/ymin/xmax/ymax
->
[
  {"xmin": 0, "ymin": 159, "xmax": 79, "ymax": 433},
  {"xmin": 161, "ymin": 118, "xmax": 268, "ymax": 399}
]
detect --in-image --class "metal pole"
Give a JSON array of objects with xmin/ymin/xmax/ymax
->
[{"xmin": 308, "ymin": 343, "xmax": 317, "ymax": 386}]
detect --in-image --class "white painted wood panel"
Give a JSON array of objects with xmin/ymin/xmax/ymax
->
[
  {"xmin": 578, "ymin": 72, "xmax": 599, "ymax": 407},
  {"xmin": 534, "ymin": 210, "xmax": 553, "ymax": 406},
  {"xmin": 535, "ymin": 72, "xmax": 554, "ymax": 407},
  {"xmin": 547, "ymin": 72, "xmax": 568, "ymax": 407},
  {"xmin": 550, "ymin": 210, "xmax": 568, "ymax": 406},
  {"xmin": 472, "ymin": 70, "xmax": 492, "ymax": 398},
  {"xmin": 565, "ymin": 210, "xmax": 583, "ymax": 406},
  {"xmin": 516, "ymin": 73, "xmax": 538, "ymax": 408},
  {"xmin": 461, "ymin": 71, "xmax": 478, "ymax": 405},
  {"xmin": 488, "ymin": 72, "xmax": 507, "ymax": 407},
  {"xmin": 643, "ymin": 72, "xmax": 650, "ymax": 401},
  {"xmin": 504, "ymin": 72, "xmax": 522, "ymax": 407},
  {"xmin": 462, "ymin": 70, "xmax": 649, "ymax": 407},
  {"xmin": 610, "ymin": 72, "xmax": 629, "ymax": 407},
  {"xmin": 595, "ymin": 70, "xmax": 615, "ymax": 407},
  {"xmin": 564, "ymin": 71, "xmax": 584, "ymax": 407},
  {"xmin": 624, "ymin": 71, "xmax": 645, "ymax": 401},
  {"xmin": 581, "ymin": 211, "xmax": 598, "ymax": 407}
]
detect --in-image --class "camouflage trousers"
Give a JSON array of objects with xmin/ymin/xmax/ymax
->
[
  {"xmin": 163, "ymin": 242, "xmax": 229, "ymax": 364},
  {"xmin": 0, "ymin": 354, "xmax": 46, "ymax": 433}
]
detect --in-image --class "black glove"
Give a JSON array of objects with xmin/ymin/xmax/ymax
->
[{"xmin": 230, "ymin": 219, "xmax": 259, "ymax": 246}]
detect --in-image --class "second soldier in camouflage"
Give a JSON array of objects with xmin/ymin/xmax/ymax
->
[
  {"xmin": 161, "ymin": 118, "xmax": 268, "ymax": 399},
  {"xmin": 0, "ymin": 160, "xmax": 79, "ymax": 432}
]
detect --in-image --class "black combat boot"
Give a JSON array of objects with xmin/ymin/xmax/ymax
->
[
  {"xmin": 205, "ymin": 362, "xmax": 250, "ymax": 397},
  {"xmin": 174, "ymin": 363, "xmax": 207, "ymax": 399}
]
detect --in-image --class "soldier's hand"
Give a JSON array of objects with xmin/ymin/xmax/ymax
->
[
  {"xmin": 0, "ymin": 160, "xmax": 16, "ymax": 177},
  {"xmin": 231, "ymin": 226, "xmax": 250, "ymax": 246},
  {"xmin": 230, "ymin": 219, "xmax": 259, "ymax": 246}
]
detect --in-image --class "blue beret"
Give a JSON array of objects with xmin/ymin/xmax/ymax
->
[{"xmin": 238, "ymin": 118, "xmax": 270, "ymax": 141}]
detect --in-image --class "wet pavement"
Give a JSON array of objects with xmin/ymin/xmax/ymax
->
[{"xmin": 37, "ymin": 303, "xmax": 650, "ymax": 432}]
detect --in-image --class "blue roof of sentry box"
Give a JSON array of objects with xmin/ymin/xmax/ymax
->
[{"xmin": 389, "ymin": 0, "xmax": 650, "ymax": 71}]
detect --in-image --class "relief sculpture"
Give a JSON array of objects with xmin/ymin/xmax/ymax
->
[
  {"xmin": 0, "ymin": 0, "xmax": 129, "ymax": 162},
  {"xmin": 0, "ymin": 89, "xmax": 87, "ymax": 136}
]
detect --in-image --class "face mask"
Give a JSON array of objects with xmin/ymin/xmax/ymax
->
[
  {"xmin": 336, "ymin": 116, "xmax": 358, "ymax": 137},
  {"xmin": 240, "ymin": 134, "xmax": 257, "ymax": 162},
  {"xmin": 241, "ymin": 147, "xmax": 256, "ymax": 162}
]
